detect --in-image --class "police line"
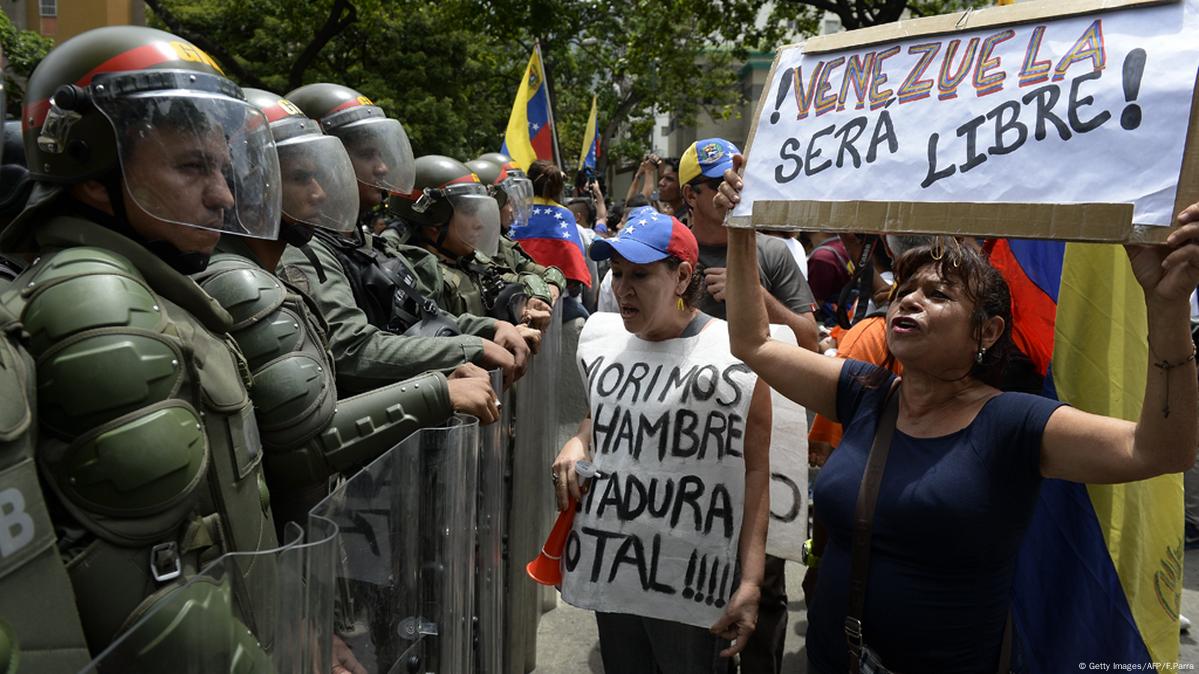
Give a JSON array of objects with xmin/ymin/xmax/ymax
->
[{"xmin": 81, "ymin": 308, "xmax": 564, "ymax": 674}]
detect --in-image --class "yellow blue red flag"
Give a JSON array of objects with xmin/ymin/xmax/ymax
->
[
  {"xmin": 579, "ymin": 95, "xmax": 600, "ymax": 172},
  {"xmin": 992, "ymin": 240, "xmax": 1182, "ymax": 670},
  {"xmin": 502, "ymin": 43, "xmax": 558, "ymax": 171}
]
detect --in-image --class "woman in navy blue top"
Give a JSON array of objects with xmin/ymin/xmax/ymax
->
[{"xmin": 715, "ymin": 159, "xmax": 1199, "ymax": 674}]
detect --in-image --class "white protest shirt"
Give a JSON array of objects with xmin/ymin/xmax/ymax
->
[{"xmin": 562, "ymin": 312, "xmax": 758, "ymax": 628}]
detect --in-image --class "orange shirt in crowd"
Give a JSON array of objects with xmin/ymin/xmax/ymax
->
[{"xmin": 808, "ymin": 316, "xmax": 903, "ymax": 455}]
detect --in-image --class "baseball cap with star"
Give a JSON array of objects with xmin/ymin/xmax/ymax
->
[{"xmin": 590, "ymin": 206, "xmax": 698, "ymax": 266}]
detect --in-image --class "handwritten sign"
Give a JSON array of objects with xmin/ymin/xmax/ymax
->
[
  {"xmin": 732, "ymin": 0, "xmax": 1199, "ymax": 241},
  {"xmin": 562, "ymin": 313, "xmax": 758, "ymax": 628},
  {"xmin": 765, "ymin": 327, "xmax": 808, "ymax": 563}
]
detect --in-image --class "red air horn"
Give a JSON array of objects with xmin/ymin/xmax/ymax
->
[{"xmin": 527, "ymin": 460, "xmax": 599, "ymax": 586}]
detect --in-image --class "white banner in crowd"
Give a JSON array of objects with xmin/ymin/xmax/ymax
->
[
  {"xmin": 765, "ymin": 325, "xmax": 808, "ymax": 563},
  {"xmin": 733, "ymin": 0, "xmax": 1199, "ymax": 233},
  {"xmin": 564, "ymin": 314, "xmax": 759, "ymax": 628}
]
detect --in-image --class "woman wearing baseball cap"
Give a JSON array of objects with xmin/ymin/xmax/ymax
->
[{"xmin": 550, "ymin": 207, "xmax": 772, "ymax": 673}]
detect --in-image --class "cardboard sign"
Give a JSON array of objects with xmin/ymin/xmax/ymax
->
[{"xmin": 730, "ymin": 0, "xmax": 1199, "ymax": 242}]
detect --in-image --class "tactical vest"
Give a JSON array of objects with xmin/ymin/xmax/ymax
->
[
  {"xmin": 3, "ymin": 217, "xmax": 279, "ymax": 653},
  {"xmin": 311, "ymin": 229, "xmax": 459, "ymax": 338},
  {"xmin": 195, "ymin": 245, "xmax": 454, "ymax": 527},
  {"xmin": 438, "ymin": 253, "xmax": 528, "ymax": 324}
]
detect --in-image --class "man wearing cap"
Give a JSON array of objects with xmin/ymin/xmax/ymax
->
[{"xmin": 680, "ymin": 137, "xmax": 819, "ymax": 674}]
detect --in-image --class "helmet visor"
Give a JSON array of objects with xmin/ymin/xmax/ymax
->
[
  {"xmin": 277, "ymin": 134, "xmax": 359, "ymax": 234},
  {"xmin": 336, "ymin": 117, "xmax": 415, "ymax": 194},
  {"xmin": 95, "ymin": 90, "xmax": 282, "ymax": 240},
  {"xmin": 500, "ymin": 175, "xmax": 534, "ymax": 228},
  {"xmin": 447, "ymin": 186, "xmax": 500, "ymax": 257}
]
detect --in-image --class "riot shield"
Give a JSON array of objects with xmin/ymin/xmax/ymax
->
[
  {"xmin": 80, "ymin": 519, "xmax": 338, "ymax": 674},
  {"xmin": 310, "ymin": 415, "xmax": 480, "ymax": 674},
  {"xmin": 506, "ymin": 300, "xmax": 563, "ymax": 673},
  {"xmin": 475, "ymin": 368, "xmax": 507, "ymax": 673}
]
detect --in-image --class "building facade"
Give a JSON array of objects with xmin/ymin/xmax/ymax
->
[{"xmin": 3, "ymin": 0, "xmax": 144, "ymax": 42}]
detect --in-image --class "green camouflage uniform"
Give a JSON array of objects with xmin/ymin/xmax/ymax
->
[
  {"xmin": 194, "ymin": 236, "xmax": 455, "ymax": 526},
  {"xmin": 277, "ymin": 229, "xmax": 497, "ymax": 395}
]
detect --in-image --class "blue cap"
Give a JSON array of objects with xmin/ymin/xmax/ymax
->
[
  {"xmin": 590, "ymin": 206, "xmax": 698, "ymax": 266},
  {"xmin": 679, "ymin": 137, "xmax": 740, "ymax": 185}
]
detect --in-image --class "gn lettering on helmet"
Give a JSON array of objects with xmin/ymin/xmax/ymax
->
[
  {"xmin": 356, "ymin": 95, "xmax": 374, "ymax": 106},
  {"xmin": 0, "ymin": 488, "xmax": 35, "ymax": 558},
  {"xmin": 169, "ymin": 41, "xmax": 225, "ymax": 74}
]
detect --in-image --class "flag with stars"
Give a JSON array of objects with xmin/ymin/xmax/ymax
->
[
  {"xmin": 511, "ymin": 196, "xmax": 591, "ymax": 286},
  {"xmin": 501, "ymin": 43, "xmax": 559, "ymax": 171}
]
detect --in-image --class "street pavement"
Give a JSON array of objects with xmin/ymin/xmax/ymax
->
[{"xmin": 532, "ymin": 551, "xmax": 1199, "ymax": 673}]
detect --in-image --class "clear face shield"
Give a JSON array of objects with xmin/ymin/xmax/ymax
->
[
  {"xmin": 444, "ymin": 183, "xmax": 500, "ymax": 257},
  {"xmin": 273, "ymin": 122, "xmax": 359, "ymax": 234},
  {"xmin": 325, "ymin": 106, "xmax": 416, "ymax": 195},
  {"xmin": 499, "ymin": 175, "xmax": 533, "ymax": 229},
  {"xmin": 91, "ymin": 71, "xmax": 282, "ymax": 239}
]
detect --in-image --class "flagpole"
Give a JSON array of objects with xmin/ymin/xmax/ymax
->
[{"xmin": 536, "ymin": 41, "xmax": 564, "ymax": 170}]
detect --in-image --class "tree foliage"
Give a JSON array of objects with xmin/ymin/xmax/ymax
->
[
  {"xmin": 140, "ymin": 0, "xmax": 988, "ymax": 174},
  {"xmin": 1, "ymin": 11, "xmax": 54, "ymax": 118}
]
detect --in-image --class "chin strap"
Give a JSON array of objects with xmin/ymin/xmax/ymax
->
[
  {"xmin": 69, "ymin": 184, "xmax": 212, "ymax": 275},
  {"xmin": 279, "ymin": 220, "xmax": 316, "ymax": 247}
]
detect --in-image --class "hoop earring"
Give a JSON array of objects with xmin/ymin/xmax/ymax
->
[
  {"xmin": 676, "ymin": 296, "xmax": 685, "ymax": 312},
  {"xmin": 975, "ymin": 347, "xmax": 987, "ymax": 364}
]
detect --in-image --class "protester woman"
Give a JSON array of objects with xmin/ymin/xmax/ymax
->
[
  {"xmin": 550, "ymin": 209, "xmax": 772, "ymax": 673},
  {"xmin": 716, "ymin": 157, "xmax": 1199, "ymax": 674}
]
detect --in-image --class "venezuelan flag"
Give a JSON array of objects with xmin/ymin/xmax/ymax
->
[
  {"xmin": 993, "ymin": 240, "xmax": 1183, "ymax": 670},
  {"xmin": 501, "ymin": 43, "xmax": 558, "ymax": 171},
  {"xmin": 579, "ymin": 95, "xmax": 600, "ymax": 171}
]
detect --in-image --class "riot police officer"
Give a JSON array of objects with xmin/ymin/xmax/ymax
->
[
  {"xmin": 193, "ymin": 89, "xmax": 499, "ymax": 531},
  {"xmin": 277, "ymin": 83, "xmax": 531, "ymax": 391},
  {"xmin": 0, "ymin": 26, "xmax": 280, "ymax": 661},
  {"xmin": 466, "ymin": 153, "xmax": 564, "ymax": 329},
  {"xmin": 0, "ymin": 42, "xmax": 92, "ymax": 673},
  {"xmin": 390, "ymin": 155, "xmax": 553, "ymax": 333}
]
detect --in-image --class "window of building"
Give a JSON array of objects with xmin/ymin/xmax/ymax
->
[{"xmin": 40, "ymin": 0, "xmax": 57, "ymax": 17}]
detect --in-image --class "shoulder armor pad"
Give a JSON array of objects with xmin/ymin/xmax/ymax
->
[
  {"xmin": 230, "ymin": 306, "xmax": 306, "ymax": 373},
  {"xmin": 19, "ymin": 248, "xmax": 163, "ymax": 355},
  {"xmin": 44, "ymin": 400, "xmax": 208, "ymax": 538},
  {"xmin": 195, "ymin": 257, "xmax": 286, "ymax": 331}
]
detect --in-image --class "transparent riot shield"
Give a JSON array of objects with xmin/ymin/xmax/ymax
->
[
  {"xmin": 80, "ymin": 519, "xmax": 338, "ymax": 674},
  {"xmin": 506, "ymin": 300, "xmax": 563, "ymax": 673},
  {"xmin": 475, "ymin": 368, "xmax": 507, "ymax": 673},
  {"xmin": 310, "ymin": 415, "xmax": 480, "ymax": 674}
]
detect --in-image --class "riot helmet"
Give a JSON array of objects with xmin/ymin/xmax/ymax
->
[
  {"xmin": 466, "ymin": 155, "xmax": 533, "ymax": 231},
  {"xmin": 389, "ymin": 155, "xmax": 500, "ymax": 257},
  {"xmin": 284, "ymin": 83, "xmax": 414, "ymax": 209},
  {"xmin": 243, "ymin": 88, "xmax": 358, "ymax": 241},
  {"xmin": 20, "ymin": 26, "xmax": 281, "ymax": 243},
  {"xmin": 476, "ymin": 152, "xmax": 533, "ymax": 228}
]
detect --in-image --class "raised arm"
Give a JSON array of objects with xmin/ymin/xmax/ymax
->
[
  {"xmin": 718, "ymin": 158, "xmax": 846, "ymax": 419},
  {"xmin": 1041, "ymin": 215, "xmax": 1199, "ymax": 483}
]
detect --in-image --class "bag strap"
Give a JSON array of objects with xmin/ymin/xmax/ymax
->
[
  {"xmin": 844, "ymin": 381, "xmax": 1014, "ymax": 674},
  {"xmin": 846, "ymin": 380, "xmax": 900, "ymax": 674}
]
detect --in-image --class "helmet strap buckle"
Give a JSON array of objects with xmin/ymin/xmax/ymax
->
[{"xmin": 412, "ymin": 188, "xmax": 439, "ymax": 214}]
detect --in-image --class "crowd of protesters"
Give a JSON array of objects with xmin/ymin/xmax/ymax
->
[{"xmin": 3, "ymin": 21, "xmax": 1199, "ymax": 674}]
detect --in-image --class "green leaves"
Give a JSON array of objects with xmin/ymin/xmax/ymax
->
[{"xmin": 1, "ymin": 11, "xmax": 54, "ymax": 117}]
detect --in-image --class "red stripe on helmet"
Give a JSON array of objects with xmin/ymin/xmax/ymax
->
[
  {"xmin": 24, "ymin": 41, "xmax": 205, "ymax": 130},
  {"xmin": 444, "ymin": 173, "xmax": 480, "ymax": 187}
]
